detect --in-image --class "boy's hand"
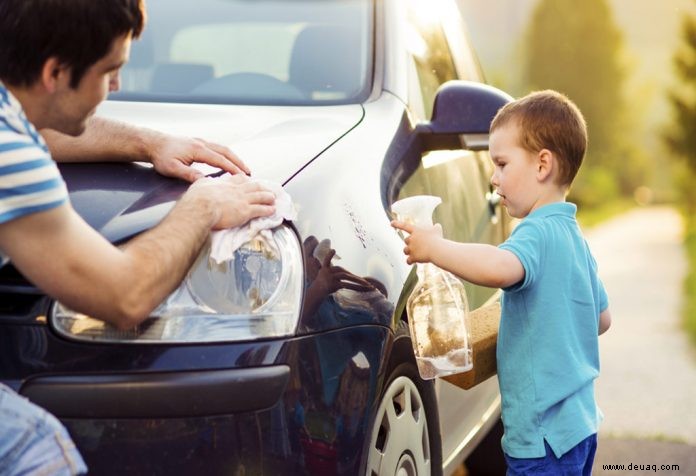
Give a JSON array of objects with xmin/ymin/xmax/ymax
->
[{"xmin": 390, "ymin": 220, "xmax": 443, "ymax": 265}]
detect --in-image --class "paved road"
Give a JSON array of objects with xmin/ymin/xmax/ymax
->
[{"xmin": 585, "ymin": 206, "xmax": 696, "ymax": 474}]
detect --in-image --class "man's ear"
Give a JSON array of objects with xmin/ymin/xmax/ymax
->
[
  {"xmin": 40, "ymin": 58, "xmax": 71, "ymax": 93},
  {"xmin": 536, "ymin": 149, "xmax": 554, "ymax": 182}
]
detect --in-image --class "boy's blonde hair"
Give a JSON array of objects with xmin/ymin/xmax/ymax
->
[{"xmin": 490, "ymin": 90, "xmax": 587, "ymax": 187}]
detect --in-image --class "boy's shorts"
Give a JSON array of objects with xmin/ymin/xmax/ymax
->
[
  {"xmin": 0, "ymin": 383, "xmax": 87, "ymax": 475},
  {"xmin": 504, "ymin": 433, "xmax": 597, "ymax": 476}
]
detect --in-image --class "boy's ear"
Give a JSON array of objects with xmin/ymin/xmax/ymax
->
[
  {"xmin": 536, "ymin": 148, "xmax": 554, "ymax": 182},
  {"xmin": 40, "ymin": 57, "xmax": 71, "ymax": 93}
]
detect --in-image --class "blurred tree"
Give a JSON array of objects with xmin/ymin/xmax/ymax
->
[
  {"xmin": 664, "ymin": 4, "xmax": 696, "ymax": 212},
  {"xmin": 522, "ymin": 0, "xmax": 647, "ymax": 207},
  {"xmin": 664, "ymin": 3, "xmax": 696, "ymax": 349}
]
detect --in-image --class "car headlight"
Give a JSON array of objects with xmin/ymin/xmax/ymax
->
[{"xmin": 51, "ymin": 225, "xmax": 303, "ymax": 343}]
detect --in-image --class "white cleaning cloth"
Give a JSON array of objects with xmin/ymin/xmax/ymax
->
[{"xmin": 210, "ymin": 178, "xmax": 297, "ymax": 264}]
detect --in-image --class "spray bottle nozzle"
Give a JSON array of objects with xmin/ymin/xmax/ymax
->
[{"xmin": 391, "ymin": 195, "xmax": 442, "ymax": 227}]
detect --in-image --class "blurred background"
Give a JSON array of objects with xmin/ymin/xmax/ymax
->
[
  {"xmin": 457, "ymin": 0, "xmax": 696, "ymax": 351},
  {"xmin": 454, "ymin": 0, "xmax": 696, "ymax": 471}
]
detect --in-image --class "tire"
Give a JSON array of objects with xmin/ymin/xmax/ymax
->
[{"xmin": 364, "ymin": 362, "xmax": 443, "ymax": 476}]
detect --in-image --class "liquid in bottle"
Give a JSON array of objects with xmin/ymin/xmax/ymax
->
[{"xmin": 392, "ymin": 195, "xmax": 473, "ymax": 379}]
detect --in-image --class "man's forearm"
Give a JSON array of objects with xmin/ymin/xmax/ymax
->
[
  {"xmin": 0, "ymin": 174, "xmax": 273, "ymax": 330},
  {"xmin": 116, "ymin": 195, "xmax": 216, "ymax": 326},
  {"xmin": 41, "ymin": 117, "xmax": 159, "ymax": 163}
]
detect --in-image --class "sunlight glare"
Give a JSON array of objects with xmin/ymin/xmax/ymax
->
[
  {"xmin": 406, "ymin": 0, "xmax": 445, "ymax": 29},
  {"xmin": 422, "ymin": 150, "xmax": 474, "ymax": 169}
]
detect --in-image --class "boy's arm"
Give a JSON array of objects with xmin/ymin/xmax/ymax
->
[
  {"xmin": 41, "ymin": 116, "xmax": 250, "ymax": 182},
  {"xmin": 599, "ymin": 308, "xmax": 611, "ymax": 335},
  {"xmin": 391, "ymin": 220, "xmax": 524, "ymax": 288},
  {"xmin": 429, "ymin": 239, "xmax": 524, "ymax": 288}
]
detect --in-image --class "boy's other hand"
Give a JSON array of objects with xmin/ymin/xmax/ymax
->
[{"xmin": 390, "ymin": 220, "xmax": 443, "ymax": 265}]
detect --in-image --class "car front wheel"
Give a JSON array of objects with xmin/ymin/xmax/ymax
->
[{"xmin": 365, "ymin": 362, "xmax": 442, "ymax": 476}]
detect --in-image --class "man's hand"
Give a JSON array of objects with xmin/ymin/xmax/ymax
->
[
  {"xmin": 390, "ymin": 220, "xmax": 443, "ymax": 265},
  {"xmin": 183, "ymin": 174, "xmax": 276, "ymax": 230},
  {"xmin": 43, "ymin": 117, "xmax": 251, "ymax": 181},
  {"xmin": 148, "ymin": 134, "xmax": 251, "ymax": 182}
]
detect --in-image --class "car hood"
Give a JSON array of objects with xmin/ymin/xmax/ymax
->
[
  {"xmin": 99, "ymin": 101, "xmax": 364, "ymax": 181},
  {"xmin": 63, "ymin": 101, "xmax": 364, "ymax": 242}
]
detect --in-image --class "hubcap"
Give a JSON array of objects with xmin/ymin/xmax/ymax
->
[
  {"xmin": 396, "ymin": 454, "xmax": 417, "ymax": 476},
  {"xmin": 365, "ymin": 376, "xmax": 430, "ymax": 475}
]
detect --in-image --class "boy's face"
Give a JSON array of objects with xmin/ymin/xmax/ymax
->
[
  {"xmin": 489, "ymin": 121, "xmax": 541, "ymax": 219},
  {"xmin": 44, "ymin": 33, "xmax": 131, "ymax": 136}
]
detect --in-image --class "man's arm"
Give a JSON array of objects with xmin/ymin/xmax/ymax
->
[
  {"xmin": 0, "ymin": 176, "xmax": 275, "ymax": 329},
  {"xmin": 41, "ymin": 116, "xmax": 250, "ymax": 182},
  {"xmin": 391, "ymin": 220, "xmax": 524, "ymax": 289}
]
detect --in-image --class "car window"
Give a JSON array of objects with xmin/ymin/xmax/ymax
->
[
  {"xmin": 170, "ymin": 24, "xmax": 298, "ymax": 82},
  {"xmin": 396, "ymin": 151, "xmax": 501, "ymax": 309},
  {"xmin": 397, "ymin": 4, "xmax": 502, "ymax": 309},
  {"xmin": 440, "ymin": 1, "xmax": 485, "ymax": 82},
  {"xmin": 112, "ymin": 0, "xmax": 372, "ymax": 105},
  {"xmin": 404, "ymin": 2, "xmax": 457, "ymax": 120}
]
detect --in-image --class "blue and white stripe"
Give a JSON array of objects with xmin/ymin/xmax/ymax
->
[{"xmin": 0, "ymin": 82, "xmax": 68, "ymax": 226}]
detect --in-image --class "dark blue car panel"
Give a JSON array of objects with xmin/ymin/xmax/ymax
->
[
  {"xmin": 59, "ymin": 162, "xmax": 186, "ymax": 243},
  {"xmin": 52, "ymin": 326, "xmax": 391, "ymax": 475}
]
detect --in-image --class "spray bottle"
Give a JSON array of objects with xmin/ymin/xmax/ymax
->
[{"xmin": 391, "ymin": 195, "xmax": 473, "ymax": 379}]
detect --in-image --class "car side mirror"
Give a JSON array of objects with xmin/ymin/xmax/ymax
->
[{"xmin": 415, "ymin": 80, "xmax": 513, "ymax": 151}]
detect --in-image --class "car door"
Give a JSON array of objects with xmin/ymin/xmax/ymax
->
[
  {"xmin": 398, "ymin": 2, "xmax": 505, "ymax": 308},
  {"xmin": 396, "ymin": 0, "xmax": 506, "ymax": 467}
]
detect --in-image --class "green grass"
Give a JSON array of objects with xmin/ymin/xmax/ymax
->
[
  {"xmin": 683, "ymin": 213, "xmax": 696, "ymax": 347},
  {"xmin": 576, "ymin": 198, "xmax": 636, "ymax": 229},
  {"xmin": 599, "ymin": 431, "xmax": 689, "ymax": 445}
]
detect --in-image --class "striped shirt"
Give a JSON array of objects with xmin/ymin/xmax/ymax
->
[{"xmin": 0, "ymin": 81, "xmax": 68, "ymax": 264}]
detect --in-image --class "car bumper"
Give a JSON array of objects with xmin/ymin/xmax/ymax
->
[
  {"xmin": 21, "ymin": 366, "xmax": 291, "ymax": 418},
  {"xmin": 11, "ymin": 325, "xmax": 390, "ymax": 475}
]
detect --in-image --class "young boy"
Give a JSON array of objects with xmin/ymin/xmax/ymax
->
[{"xmin": 391, "ymin": 90, "xmax": 611, "ymax": 475}]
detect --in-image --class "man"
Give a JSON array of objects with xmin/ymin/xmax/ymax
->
[{"xmin": 0, "ymin": 1, "xmax": 275, "ymax": 473}]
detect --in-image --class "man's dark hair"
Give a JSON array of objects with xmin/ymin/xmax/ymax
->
[{"xmin": 0, "ymin": 0, "xmax": 145, "ymax": 88}]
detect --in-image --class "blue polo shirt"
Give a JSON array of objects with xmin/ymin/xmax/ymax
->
[{"xmin": 497, "ymin": 202, "xmax": 608, "ymax": 459}]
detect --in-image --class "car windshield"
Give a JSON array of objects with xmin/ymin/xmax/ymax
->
[{"xmin": 110, "ymin": 0, "xmax": 372, "ymax": 106}]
